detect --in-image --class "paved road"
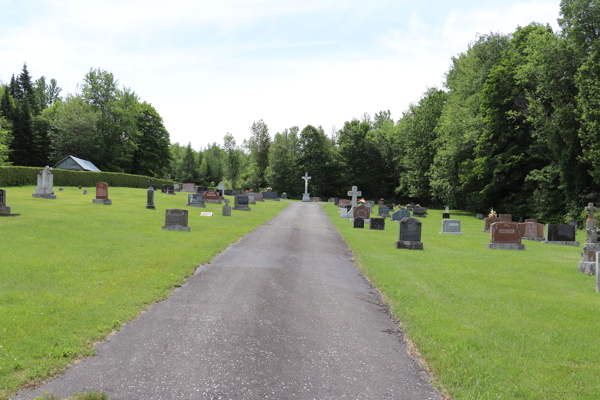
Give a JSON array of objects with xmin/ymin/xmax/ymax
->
[{"xmin": 15, "ymin": 202, "xmax": 440, "ymax": 400}]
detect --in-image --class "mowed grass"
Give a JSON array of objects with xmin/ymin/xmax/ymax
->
[
  {"xmin": 325, "ymin": 204, "xmax": 599, "ymax": 400},
  {"xmin": 0, "ymin": 186, "xmax": 287, "ymax": 399}
]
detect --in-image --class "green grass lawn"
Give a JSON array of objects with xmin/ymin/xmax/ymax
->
[
  {"xmin": 0, "ymin": 186, "xmax": 287, "ymax": 399},
  {"xmin": 325, "ymin": 205, "xmax": 599, "ymax": 400}
]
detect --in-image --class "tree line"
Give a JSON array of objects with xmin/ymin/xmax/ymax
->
[{"xmin": 1, "ymin": 0, "xmax": 599, "ymax": 222}]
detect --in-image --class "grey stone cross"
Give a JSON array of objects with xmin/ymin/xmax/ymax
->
[
  {"xmin": 347, "ymin": 186, "xmax": 361, "ymax": 208},
  {"xmin": 302, "ymin": 172, "xmax": 311, "ymax": 195},
  {"xmin": 585, "ymin": 203, "xmax": 596, "ymax": 219}
]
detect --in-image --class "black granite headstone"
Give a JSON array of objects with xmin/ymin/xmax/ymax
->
[
  {"xmin": 354, "ymin": 217, "xmax": 365, "ymax": 229},
  {"xmin": 370, "ymin": 218, "xmax": 385, "ymax": 230},
  {"xmin": 187, "ymin": 193, "xmax": 206, "ymax": 207},
  {"xmin": 545, "ymin": 224, "xmax": 576, "ymax": 242},
  {"xmin": 399, "ymin": 217, "xmax": 421, "ymax": 242}
]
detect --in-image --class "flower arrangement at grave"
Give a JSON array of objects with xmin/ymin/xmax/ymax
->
[{"xmin": 489, "ymin": 208, "xmax": 497, "ymax": 218}]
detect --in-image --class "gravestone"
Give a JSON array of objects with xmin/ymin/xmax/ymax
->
[
  {"xmin": 311, "ymin": 197, "xmax": 321, "ymax": 202},
  {"xmin": 354, "ymin": 217, "xmax": 365, "ymax": 229},
  {"xmin": 392, "ymin": 208, "xmax": 410, "ymax": 222},
  {"xmin": 162, "ymin": 184, "xmax": 175, "ymax": 195},
  {"xmin": 200, "ymin": 212, "xmax": 213, "ymax": 217},
  {"xmin": 245, "ymin": 191, "xmax": 264, "ymax": 202},
  {"xmin": 378, "ymin": 205, "xmax": 390, "ymax": 217},
  {"xmin": 263, "ymin": 190, "xmax": 279, "ymax": 201},
  {"xmin": 544, "ymin": 224, "xmax": 579, "ymax": 246},
  {"xmin": 370, "ymin": 218, "xmax": 385, "ymax": 230},
  {"xmin": 83, "ymin": 190, "xmax": 88, "ymax": 195},
  {"xmin": 519, "ymin": 222, "xmax": 544, "ymax": 241},
  {"xmin": 340, "ymin": 207, "xmax": 349, "ymax": 218},
  {"xmin": 204, "ymin": 190, "xmax": 222, "ymax": 204},
  {"xmin": 329, "ymin": 198, "xmax": 335, "ymax": 203},
  {"xmin": 187, "ymin": 193, "xmax": 206, "ymax": 208},
  {"xmin": 59, "ymin": 187, "xmax": 64, "ymax": 192},
  {"xmin": 233, "ymin": 195, "xmax": 251, "ymax": 211},
  {"xmin": 247, "ymin": 194, "xmax": 257, "ymax": 204},
  {"xmin": 338, "ymin": 199, "xmax": 351, "ymax": 207},
  {"xmin": 347, "ymin": 186, "xmax": 362, "ymax": 209},
  {"xmin": 196, "ymin": 186, "xmax": 208, "ymax": 193},
  {"xmin": 92, "ymin": 182, "xmax": 112, "ymax": 205},
  {"xmin": 412, "ymin": 207, "xmax": 427, "ymax": 218},
  {"xmin": 353, "ymin": 205, "xmax": 370, "ymax": 220},
  {"xmin": 281, "ymin": 193, "xmax": 288, "ymax": 199},
  {"xmin": 443, "ymin": 206, "xmax": 450, "ymax": 219},
  {"xmin": 440, "ymin": 219, "xmax": 463, "ymax": 235},
  {"xmin": 224, "ymin": 190, "xmax": 233, "ymax": 196},
  {"xmin": 476, "ymin": 213, "xmax": 484, "ymax": 220},
  {"xmin": 397, "ymin": 217, "xmax": 424, "ymax": 250},
  {"xmin": 580, "ymin": 203, "xmax": 600, "ymax": 275},
  {"xmin": 0, "ymin": 189, "xmax": 20, "ymax": 216},
  {"xmin": 525, "ymin": 218, "xmax": 536, "ymax": 223},
  {"xmin": 499, "ymin": 214, "xmax": 512, "ymax": 222},
  {"xmin": 486, "ymin": 222, "xmax": 524, "ymax": 250},
  {"xmin": 173, "ymin": 184, "xmax": 181, "ymax": 192},
  {"xmin": 146, "ymin": 187, "xmax": 156, "ymax": 210},
  {"xmin": 32, "ymin": 166, "xmax": 56, "ymax": 199},
  {"xmin": 162, "ymin": 209, "xmax": 190, "ymax": 232},
  {"xmin": 222, "ymin": 199, "xmax": 232, "ymax": 216},
  {"xmin": 182, "ymin": 183, "xmax": 196, "ymax": 192},
  {"xmin": 232, "ymin": 189, "xmax": 242, "ymax": 195},
  {"xmin": 483, "ymin": 217, "xmax": 502, "ymax": 233},
  {"xmin": 302, "ymin": 172, "xmax": 311, "ymax": 202}
]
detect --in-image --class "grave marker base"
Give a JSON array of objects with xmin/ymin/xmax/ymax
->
[
  {"xmin": 522, "ymin": 236, "xmax": 545, "ymax": 241},
  {"xmin": 302, "ymin": 193, "xmax": 311, "ymax": 202},
  {"xmin": 440, "ymin": 231, "xmax": 464, "ymax": 235},
  {"xmin": 161, "ymin": 226, "xmax": 191, "ymax": 232},
  {"xmin": 204, "ymin": 199, "xmax": 222, "ymax": 204},
  {"xmin": 92, "ymin": 199, "xmax": 112, "ymax": 205},
  {"xmin": 186, "ymin": 203, "xmax": 206, "ymax": 208},
  {"xmin": 485, "ymin": 243, "xmax": 525, "ymax": 250},
  {"xmin": 146, "ymin": 205, "xmax": 156, "ymax": 210},
  {"xmin": 542, "ymin": 240, "xmax": 580, "ymax": 247},
  {"xmin": 32, "ymin": 194, "xmax": 56, "ymax": 199},
  {"xmin": 396, "ymin": 240, "xmax": 424, "ymax": 250},
  {"xmin": 233, "ymin": 206, "xmax": 251, "ymax": 211},
  {"xmin": 579, "ymin": 261, "xmax": 596, "ymax": 276}
]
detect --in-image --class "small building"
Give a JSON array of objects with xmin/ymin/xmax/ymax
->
[{"xmin": 53, "ymin": 155, "xmax": 101, "ymax": 172}]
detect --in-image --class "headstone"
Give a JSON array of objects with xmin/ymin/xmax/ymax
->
[
  {"xmin": 378, "ymin": 205, "xmax": 390, "ymax": 217},
  {"xmin": 442, "ymin": 206, "xmax": 450, "ymax": 219},
  {"xmin": 0, "ymin": 189, "xmax": 20, "ymax": 216},
  {"xmin": 354, "ymin": 217, "xmax": 365, "ymax": 229},
  {"xmin": 397, "ymin": 218, "xmax": 424, "ymax": 250},
  {"xmin": 59, "ymin": 187, "xmax": 64, "ymax": 192},
  {"xmin": 263, "ymin": 190, "xmax": 279, "ymax": 201},
  {"xmin": 32, "ymin": 166, "xmax": 56, "ymax": 199},
  {"xmin": 173, "ymin": 183, "xmax": 181, "ymax": 192},
  {"xmin": 486, "ymin": 222, "xmax": 524, "ymax": 250},
  {"xmin": 187, "ymin": 193, "xmax": 206, "ymax": 208},
  {"xmin": 83, "ymin": 190, "xmax": 88, "ymax": 195},
  {"xmin": 204, "ymin": 190, "xmax": 222, "ymax": 204},
  {"xmin": 162, "ymin": 184, "xmax": 175, "ymax": 195},
  {"xmin": 347, "ymin": 186, "xmax": 362, "ymax": 209},
  {"xmin": 483, "ymin": 217, "xmax": 502, "ymax": 232},
  {"xmin": 340, "ymin": 207, "xmax": 348, "ymax": 218},
  {"xmin": 353, "ymin": 205, "xmax": 370, "ymax": 220},
  {"xmin": 92, "ymin": 182, "xmax": 112, "ymax": 205},
  {"xmin": 196, "ymin": 186, "xmax": 208, "ymax": 193},
  {"xmin": 440, "ymin": 219, "xmax": 463, "ymax": 235},
  {"xmin": 476, "ymin": 213, "xmax": 484, "ymax": 220},
  {"xmin": 499, "ymin": 214, "xmax": 512, "ymax": 222},
  {"xmin": 182, "ymin": 183, "xmax": 196, "ymax": 192},
  {"xmin": 580, "ymin": 203, "xmax": 600, "ymax": 275},
  {"xmin": 281, "ymin": 193, "xmax": 288, "ymax": 200},
  {"xmin": 329, "ymin": 198, "xmax": 335, "ymax": 203},
  {"xmin": 233, "ymin": 195, "xmax": 251, "ymax": 211},
  {"xmin": 392, "ymin": 208, "xmax": 410, "ymax": 222},
  {"xmin": 232, "ymin": 189, "xmax": 242, "ymax": 195},
  {"xmin": 302, "ymin": 172, "xmax": 311, "ymax": 202},
  {"xmin": 222, "ymin": 199, "xmax": 232, "ymax": 216},
  {"xmin": 525, "ymin": 218, "xmax": 536, "ymax": 223},
  {"xmin": 247, "ymin": 194, "xmax": 257, "ymax": 204},
  {"xmin": 544, "ymin": 224, "xmax": 579, "ymax": 246},
  {"xmin": 370, "ymin": 218, "xmax": 385, "ymax": 230},
  {"xmin": 412, "ymin": 207, "xmax": 427, "ymax": 218},
  {"xmin": 162, "ymin": 209, "xmax": 190, "ymax": 232},
  {"xmin": 312, "ymin": 197, "xmax": 321, "ymax": 202},
  {"xmin": 519, "ymin": 222, "xmax": 544, "ymax": 241},
  {"xmin": 338, "ymin": 199, "xmax": 352, "ymax": 207},
  {"xmin": 224, "ymin": 190, "xmax": 233, "ymax": 196},
  {"xmin": 146, "ymin": 187, "xmax": 156, "ymax": 209},
  {"xmin": 245, "ymin": 191, "xmax": 264, "ymax": 202},
  {"xmin": 407, "ymin": 204, "xmax": 414, "ymax": 212},
  {"xmin": 200, "ymin": 212, "xmax": 213, "ymax": 217}
]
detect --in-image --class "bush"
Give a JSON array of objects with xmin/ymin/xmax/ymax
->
[{"xmin": 0, "ymin": 166, "xmax": 178, "ymax": 188}]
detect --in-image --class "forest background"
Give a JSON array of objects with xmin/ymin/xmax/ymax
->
[{"xmin": 1, "ymin": 0, "xmax": 599, "ymax": 223}]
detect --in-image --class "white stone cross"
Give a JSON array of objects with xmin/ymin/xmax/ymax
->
[
  {"xmin": 585, "ymin": 203, "xmax": 596, "ymax": 219},
  {"xmin": 302, "ymin": 172, "xmax": 311, "ymax": 195},
  {"xmin": 347, "ymin": 186, "xmax": 361, "ymax": 208}
]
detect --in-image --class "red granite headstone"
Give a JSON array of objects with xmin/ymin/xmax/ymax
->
[
  {"xmin": 484, "ymin": 217, "xmax": 502, "ymax": 231},
  {"xmin": 525, "ymin": 218, "xmax": 536, "ymax": 223},
  {"xmin": 519, "ymin": 222, "xmax": 544, "ymax": 238},
  {"xmin": 96, "ymin": 182, "xmax": 108, "ymax": 200},
  {"xmin": 204, "ymin": 190, "xmax": 220, "ymax": 201},
  {"xmin": 353, "ymin": 205, "xmax": 369, "ymax": 219},
  {"xmin": 499, "ymin": 214, "xmax": 512, "ymax": 222},
  {"xmin": 490, "ymin": 222, "xmax": 521, "ymax": 243}
]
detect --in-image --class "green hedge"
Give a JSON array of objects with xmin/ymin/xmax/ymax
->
[{"xmin": 0, "ymin": 166, "xmax": 178, "ymax": 188}]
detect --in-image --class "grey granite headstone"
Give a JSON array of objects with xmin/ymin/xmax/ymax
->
[
  {"xmin": 476, "ymin": 213, "xmax": 484, "ymax": 220},
  {"xmin": 340, "ymin": 207, "xmax": 348, "ymax": 218},
  {"xmin": 59, "ymin": 187, "xmax": 64, "ymax": 192},
  {"xmin": 281, "ymin": 193, "xmax": 288, "ymax": 199},
  {"xmin": 263, "ymin": 190, "xmax": 279, "ymax": 201},
  {"xmin": 378, "ymin": 205, "xmax": 390, "ymax": 217},
  {"xmin": 412, "ymin": 207, "xmax": 427, "ymax": 218},
  {"xmin": 187, "ymin": 193, "xmax": 206, "ymax": 208},
  {"xmin": 222, "ymin": 199, "xmax": 232, "ymax": 216},
  {"xmin": 392, "ymin": 208, "xmax": 410, "ymax": 221},
  {"xmin": 146, "ymin": 187, "xmax": 156, "ymax": 209},
  {"xmin": 442, "ymin": 206, "xmax": 450, "ymax": 219},
  {"xmin": 397, "ymin": 217, "xmax": 424, "ymax": 250},
  {"xmin": 32, "ymin": 166, "xmax": 56, "ymax": 199},
  {"xmin": 162, "ymin": 209, "xmax": 190, "ymax": 232},
  {"xmin": 83, "ymin": 190, "xmax": 88, "ymax": 195},
  {"xmin": 247, "ymin": 194, "xmax": 257, "ymax": 204},
  {"xmin": 0, "ymin": 189, "xmax": 20, "ymax": 216},
  {"xmin": 440, "ymin": 219, "xmax": 463, "ymax": 235},
  {"xmin": 233, "ymin": 195, "xmax": 251, "ymax": 211}
]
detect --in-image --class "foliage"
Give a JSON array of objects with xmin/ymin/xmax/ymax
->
[{"xmin": 244, "ymin": 120, "xmax": 271, "ymax": 190}]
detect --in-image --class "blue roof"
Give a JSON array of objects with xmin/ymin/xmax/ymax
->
[{"xmin": 54, "ymin": 155, "xmax": 101, "ymax": 172}]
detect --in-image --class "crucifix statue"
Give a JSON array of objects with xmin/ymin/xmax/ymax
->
[{"xmin": 302, "ymin": 172, "xmax": 311, "ymax": 202}]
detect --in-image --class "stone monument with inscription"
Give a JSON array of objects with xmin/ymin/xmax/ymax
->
[
  {"xmin": 233, "ymin": 195, "xmax": 251, "ymax": 211},
  {"xmin": 187, "ymin": 193, "xmax": 206, "ymax": 208},
  {"xmin": 486, "ymin": 222, "xmax": 525, "ymax": 250},
  {"xmin": 397, "ymin": 217, "xmax": 424, "ymax": 250},
  {"xmin": 544, "ymin": 224, "xmax": 579, "ymax": 246},
  {"xmin": 92, "ymin": 182, "xmax": 112, "ymax": 205},
  {"xmin": 222, "ymin": 199, "xmax": 232, "ymax": 216},
  {"xmin": 0, "ymin": 189, "xmax": 20, "ymax": 216},
  {"xmin": 32, "ymin": 166, "xmax": 56, "ymax": 199},
  {"xmin": 146, "ymin": 186, "xmax": 156, "ymax": 210},
  {"xmin": 580, "ymin": 203, "xmax": 600, "ymax": 275},
  {"xmin": 162, "ymin": 209, "xmax": 190, "ymax": 232},
  {"xmin": 440, "ymin": 219, "xmax": 463, "ymax": 235}
]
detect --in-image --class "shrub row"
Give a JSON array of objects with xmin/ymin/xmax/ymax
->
[{"xmin": 0, "ymin": 166, "xmax": 178, "ymax": 188}]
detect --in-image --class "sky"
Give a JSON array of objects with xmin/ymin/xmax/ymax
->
[{"xmin": 0, "ymin": 0, "xmax": 561, "ymax": 150}]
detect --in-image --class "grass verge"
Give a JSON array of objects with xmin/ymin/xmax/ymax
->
[
  {"xmin": 325, "ymin": 204, "xmax": 599, "ymax": 400},
  {"xmin": 0, "ymin": 186, "xmax": 287, "ymax": 399}
]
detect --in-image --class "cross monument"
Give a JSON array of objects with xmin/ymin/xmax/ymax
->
[
  {"xmin": 302, "ymin": 172, "xmax": 311, "ymax": 202},
  {"xmin": 347, "ymin": 186, "xmax": 361, "ymax": 208}
]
